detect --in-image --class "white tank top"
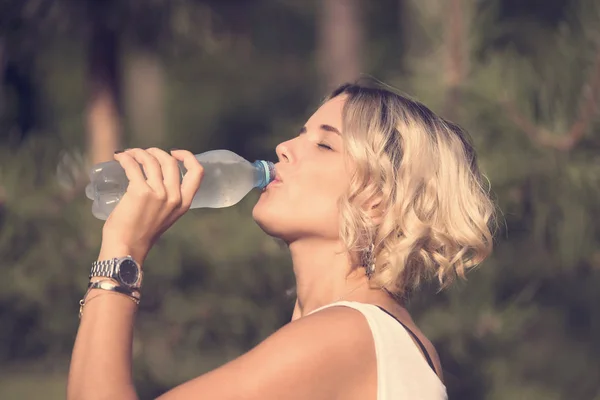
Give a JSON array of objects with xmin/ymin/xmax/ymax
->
[{"xmin": 309, "ymin": 301, "xmax": 448, "ymax": 400}]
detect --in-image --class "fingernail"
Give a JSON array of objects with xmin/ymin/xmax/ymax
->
[{"xmin": 114, "ymin": 150, "xmax": 124, "ymax": 154}]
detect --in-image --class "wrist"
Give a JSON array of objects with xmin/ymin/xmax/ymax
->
[
  {"xmin": 79, "ymin": 284, "xmax": 140, "ymax": 318},
  {"xmin": 98, "ymin": 243, "xmax": 147, "ymax": 266}
]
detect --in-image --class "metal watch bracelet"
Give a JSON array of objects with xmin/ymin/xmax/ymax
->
[{"xmin": 89, "ymin": 258, "xmax": 116, "ymax": 280}]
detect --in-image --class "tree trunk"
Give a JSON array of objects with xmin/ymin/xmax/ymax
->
[
  {"xmin": 124, "ymin": 51, "xmax": 166, "ymax": 148},
  {"xmin": 86, "ymin": 17, "xmax": 122, "ymax": 165},
  {"xmin": 0, "ymin": 37, "xmax": 4, "ymax": 208},
  {"xmin": 318, "ymin": 0, "xmax": 364, "ymax": 90},
  {"xmin": 0, "ymin": 37, "xmax": 5, "ymax": 119},
  {"xmin": 443, "ymin": 0, "xmax": 468, "ymax": 119}
]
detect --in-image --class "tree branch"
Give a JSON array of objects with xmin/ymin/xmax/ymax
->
[
  {"xmin": 505, "ymin": 46, "xmax": 600, "ymax": 151},
  {"xmin": 501, "ymin": 98, "xmax": 558, "ymax": 148},
  {"xmin": 563, "ymin": 49, "xmax": 600, "ymax": 150}
]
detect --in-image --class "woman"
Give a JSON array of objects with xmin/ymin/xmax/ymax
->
[{"xmin": 67, "ymin": 81, "xmax": 495, "ymax": 400}]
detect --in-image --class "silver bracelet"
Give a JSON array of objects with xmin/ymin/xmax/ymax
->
[{"xmin": 78, "ymin": 280, "xmax": 141, "ymax": 319}]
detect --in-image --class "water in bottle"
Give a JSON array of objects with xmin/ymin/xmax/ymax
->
[{"xmin": 85, "ymin": 149, "xmax": 275, "ymax": 220}]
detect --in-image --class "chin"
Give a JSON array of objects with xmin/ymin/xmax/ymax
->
[
  {"xmin": 252, "ymin": 193, "xmax": 307, "ymax": 243},
  {"xmin": 252, "ymin": 196, "xmax": 282, "ymax": 237},
  {"xmin": 253, "ymin": 190, "xmax": 341, "ymax": 241},
  {"xmin": 252, "ymin": 206, "xmax": 337, "ymax": 246},
  {"xmin": 252, "ymin": 196, "xmax": 298, "ymax": 242}
]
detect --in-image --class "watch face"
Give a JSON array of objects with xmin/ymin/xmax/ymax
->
[{"xmin": 118, "ymin": 259, "xmax": 139, "ymax": 286}]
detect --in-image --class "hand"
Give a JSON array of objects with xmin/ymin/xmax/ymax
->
[{"xmin": 99, "ymin": 148, "xmax": 204, "ymax": 263}]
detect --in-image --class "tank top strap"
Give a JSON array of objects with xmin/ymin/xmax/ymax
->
[{"xmin": 306, "ymin": 300, "xmax": 353, "ymax": 316}]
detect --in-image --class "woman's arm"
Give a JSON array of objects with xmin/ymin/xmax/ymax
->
[
  {"xmin": 67, "ymin": 257, "xmax": 139, "ymax": 400},
  {"xmin": 68, "ymin": 148, "xmax": 203, "ymax": 400},
  {"xmin": 155, "ymin": 306, "xmax": 374, "ymax": 400},
  {"xmin": 69, "ymin": 287, "xmax": 374, "ymax": 400}
]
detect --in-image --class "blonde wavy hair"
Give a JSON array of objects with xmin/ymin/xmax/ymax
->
[{"xmin": 329, "ymin": 81, "xmax": 496, "ymax": 297}]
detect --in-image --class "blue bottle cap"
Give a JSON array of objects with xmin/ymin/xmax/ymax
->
[{"xmin": 253, "ymin": 160, "xmax": 276, "ymax": 189}]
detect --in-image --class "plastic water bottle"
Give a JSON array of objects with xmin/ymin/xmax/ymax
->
[{"xmin": 85, "ymin": 149, "xmax": 275, "ymax": 220}]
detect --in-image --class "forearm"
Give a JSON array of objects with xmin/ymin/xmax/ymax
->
[
  {"xmin": 67, "ymin": 289, "xmax": 138, "ymax": 400},
  {"xmin": 67, "ymin": 247, "xmax": 144, "ymax": 400},
  {"xmin": 67, "ymin": 148, "xmax": 202, "ymax": 399}
]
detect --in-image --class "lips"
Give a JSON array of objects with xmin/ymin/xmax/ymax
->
[
  {"xmin": 265, "ymin": 170, "xmax": 282, "ymax": 190},
  {"xmin": 268, "ymin": 178, "xmax": 282, "ymax": 187},
  {"xmin": 272, "ymin": 167, "xmax": 283, "ymax": 184}
]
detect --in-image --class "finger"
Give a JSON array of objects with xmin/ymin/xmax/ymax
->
[
  {"xmin": 126, "ymin": 148, "xmax": 165, "ymax": 194},
  {"xmin": 170, "ymin": 150, "xmax": 203, "ymax": 209},
  {"xmin": 114, "ymin": 151, "xmax": 147, "ymax": 186},
  {"xmin": 147, "ymin": 147, "xmax": 182, "ymax": 208}
]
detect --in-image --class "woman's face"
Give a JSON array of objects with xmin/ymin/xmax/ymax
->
[{"xmin": 253, "ymin": 95, "xmax": 351, "ymax": 243}]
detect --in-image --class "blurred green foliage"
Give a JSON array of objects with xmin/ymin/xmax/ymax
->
[{"xmin": 1, "ymin": 0, "xmax": 600, "ymax": 399}]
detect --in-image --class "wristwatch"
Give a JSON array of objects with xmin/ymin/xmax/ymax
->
[{"xmin": 89, "ymin": 255, "xmax": 143, "ymax": 289}]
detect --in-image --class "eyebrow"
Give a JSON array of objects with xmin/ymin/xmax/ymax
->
[{"xmin": 298, "ymin": 124, "xmax": 342, "ymax": 136}]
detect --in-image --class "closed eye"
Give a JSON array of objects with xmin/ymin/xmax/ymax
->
[{"xmin": 317, "ymin": 143, "xmax": 333, "ymax": 151}]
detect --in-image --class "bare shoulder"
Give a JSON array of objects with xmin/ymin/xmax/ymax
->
[
  {"xmin": 157, "ymin": 306, "xmax": 376, "ymax": 400},
  {"xmin": 278, "ymin": 305, "xmax": 375, "ymax": 359},
  {"xmin": 252, "ymin": 305, "xmax": 375, "ymax": 358}
]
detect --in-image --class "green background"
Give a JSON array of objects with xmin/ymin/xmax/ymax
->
[{"xmin": 1, "ymin": 0, "xmax": 599, "ymax": 398}]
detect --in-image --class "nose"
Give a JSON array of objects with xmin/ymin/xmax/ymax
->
[{"xmin": 275, "ymin": 141, "xmax": 292, "ymax": 163}]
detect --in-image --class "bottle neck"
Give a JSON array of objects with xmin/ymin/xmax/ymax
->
[{"xmin": 253, "ymin": 160, "xmax": 275, "ymax": 189}]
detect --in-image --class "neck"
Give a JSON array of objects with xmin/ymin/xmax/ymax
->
[{"xmin": 288, "ymin": 237, "xmax": 375, "ymax": 316}]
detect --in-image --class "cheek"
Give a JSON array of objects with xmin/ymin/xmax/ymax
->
[
  {"xmin": 288, "ymin": 169, "xmax": 347, "ymax": 213},
  {"xmin": 252, "ymin": 169, "xmax": 348, "ymax": 238}
]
